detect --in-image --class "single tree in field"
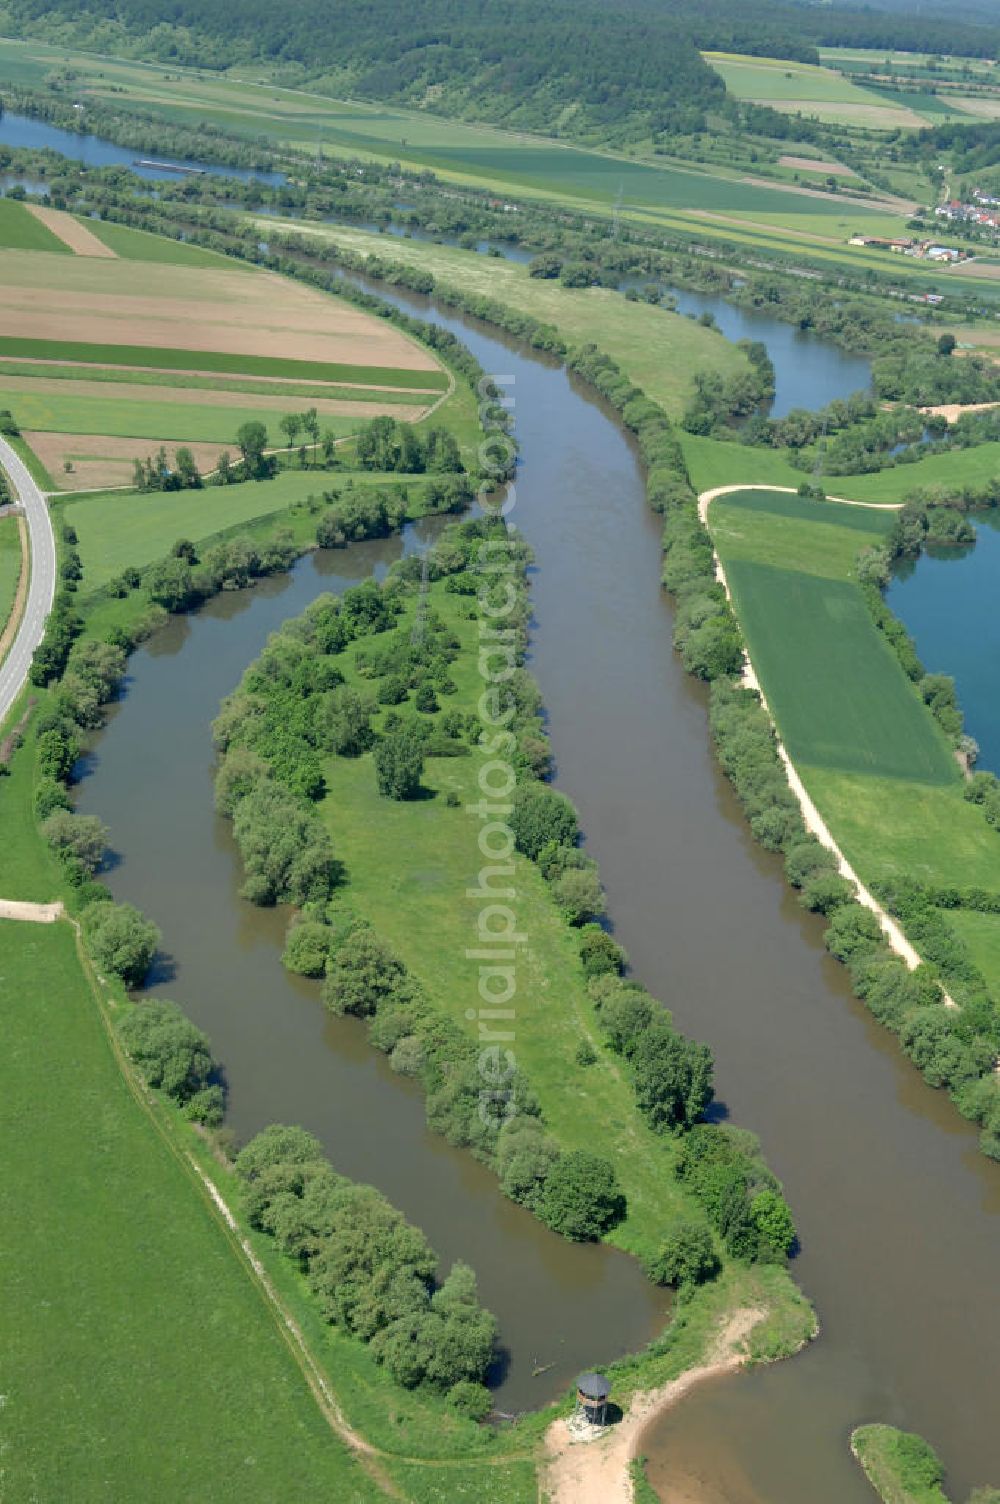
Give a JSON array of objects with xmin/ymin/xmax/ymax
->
[
  {"xmin": 322, "ymin": 428, "xmax": 338, "ymax": 467},
  {"xmin": 279, "ymin": 413, "xmax": 301, "ymax": 453},
  {"xmin": 236, "ymin": 421, "xmax": 269, "ymax": 480},
  {"xmin": 303, "ymin": 407, "xmax": 320, "ymax": 464},
  {"xmin": 173, "ymin": 447, "xmax": 201, "ymax": 489}
]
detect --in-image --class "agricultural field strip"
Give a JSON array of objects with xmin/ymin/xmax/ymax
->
[
  {"xmin": 0, "ymin": 251, "xmax": 444, "ymax": 375},
  {"xmin": 0, "ymin": 358, "xmax": 441, "ymax": 398},
  {"xmin": 0, "ymin": 334, "xmax": 446, "ymax": 388},
  {"xmin": 0, "ymin": 380, "xmax": 430, "ymax": 434}
]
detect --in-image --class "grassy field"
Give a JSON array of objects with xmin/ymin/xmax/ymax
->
[
  {"xmin": 0, "ymin": 386, "xmax": 360, "ymax": 444},
  {"xmin": 0, "ymin": 196, "xmax": 71, "ymax": 252},
  {"xmin": 711, "ymin": 488, "xmax": 894, "ymax": 579},
  {"xmin": 802, "ymin": 768, "xmax": 1000, "ymax": 890},
  {"xmin": 0, "ymin": 918, "xmax": 386, "ymax": 1503},
  {"xmin": 708, "ymin": 488, "xmax": 1000, "ymax": 996},
  {"xmin": 726, "ymin": 557, "xmax": 958, "ymax": 783},
  {"xmin": 0, "ymin": 511, "xmax": 23, "ymax": 643},
  {"xmin": 60, "ymin": 468, "xmax": 428, "ymax": 590},
  {"xmin": 259, "ymin": 220, "xmax": 749, "ymax": 417},
  {"xmin": 678, "ymin": 435, "xmax": 804, "ymax": 493},
  {"xmin": 851, "ymin": 1424, "xmax": 950, "ymax": 1504},
  {"xmin": 705, "ymin": 51, "xmax": 927, "ymax": 129},
  {"xmin": 835, "ymin": 444, "xmax": 1000, "ymax": 504},
  {"xmin": 946, "ymin": 909, "xmax": 1000, "ymax": 982}
]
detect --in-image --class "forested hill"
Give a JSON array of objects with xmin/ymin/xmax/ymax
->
[{"xmin": 7, "ymin": 0, "xmax": 1000, "ymax": 138}]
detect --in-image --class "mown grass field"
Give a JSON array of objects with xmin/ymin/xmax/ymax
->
[
  {"xmin": 0, "ymin": 195, "xmax": 70, "ymax": 252},
  {"xmin": 802, "ymin": 769, "xmax": 1000, "ymax": 890},
  {"xmin": 678, "ymin": 434, "xmax": 804, "ymax": 493},
  {"xmin": 260, "ymin": 221, "xmax": 749, "ymax": 417},
  {"xmin": 0, "ymin": 511, "xmax": 23, "ymax": 642},
  {"xmin": 0, "ymin": 918, "xmax": 385, "ymax": 1503}
]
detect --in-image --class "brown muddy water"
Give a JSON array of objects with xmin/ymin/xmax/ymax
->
[{"xmin": 78, "ymin": 289, "xmax": 1000, "ymax": 1496}]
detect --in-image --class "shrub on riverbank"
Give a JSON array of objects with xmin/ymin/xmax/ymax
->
[
  {"xmin": 236, "ymin": 1123, "xmax": 498, "ymax": 1396},
  {"xmin": 118, "ymin": 1000, "xmax": 223, "ymax": 1125},
  {"xmin": 81, "ymin": 900, "xmax": 160, "ymax": 987}
]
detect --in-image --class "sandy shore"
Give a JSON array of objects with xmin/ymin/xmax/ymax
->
[{"xmin": 542, "ymin": 1308, "xmax": 765, "ymax": 1504}]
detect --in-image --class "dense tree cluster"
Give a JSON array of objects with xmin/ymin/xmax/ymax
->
[
  {"xmin": 356, "ymin": 417, "xmax": 462, "ymax": 475},
  {"xmin": 235, "ymin": 1124, "xmax": 496, "ymax": 1398},
  {"xmin": 118, "ymin": 1000, "xmax": 224, "ymax": 1124}
]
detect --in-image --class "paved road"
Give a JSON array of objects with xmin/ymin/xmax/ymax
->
[{"xmin": 0, "ymin": 437, "xmax": 56, "ymax": 727}]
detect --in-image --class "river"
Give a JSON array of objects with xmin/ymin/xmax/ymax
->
[
  {"xmin": 0, "ymin": 110, "xmax": 285, "ymax": 184},
  {"xmin": 889, "ymin": 514, "xmax": 1000, "ymax": 775},
  {"xmin": 75, "ymin": 279, "xmax": 1000, "ymax": 1496}
]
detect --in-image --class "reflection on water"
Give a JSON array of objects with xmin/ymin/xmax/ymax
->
[{"xmin": 889, "ymin": 516, "xmax": 1000, "ymax": 772}]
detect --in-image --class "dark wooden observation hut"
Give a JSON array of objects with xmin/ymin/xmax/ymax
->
[{"xmin": 575, "ymin": 1372, "xmax": 611, "ymax": 1426}]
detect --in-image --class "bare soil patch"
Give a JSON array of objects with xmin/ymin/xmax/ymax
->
[
  {"xmin": 25, "ymin": 205, "xmax": 117, "ymax": 258},
  {"xmin": 919, "ymin": 400, "xmax": 1000, "ymax": 423},
  {"xmin": 0, "ymin": 372, "xmax": 427, "ymax": 421},
  {"xmin": 778, "ymin": 154, "xmax": 855, "ymax": 177},
  {"xmin": 949, "ymin": 95, "xmax": 1000, "ymax": 120},
  {"xmin": 948, "ymin": 259, "xmax": 1000, "ymax": 281},
  {"xmin": 543, "ymin": 1308, "xmax": 766, "ymax": 1504},
  {"xmin": 25, "ymin": 431, "xmax": 228, "ymax": 491}
]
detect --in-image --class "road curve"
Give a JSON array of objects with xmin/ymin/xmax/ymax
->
[{"xmin": 0, "ymin": 437, "xmax": 56, "ymax": 727}]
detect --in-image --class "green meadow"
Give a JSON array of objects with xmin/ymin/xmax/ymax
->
[
  {"xmin": 0, "ymin": 918, "xmax": 384, "ymax": 1503},
  {"xmin": 836, "ymin": 444, "xmax": 1000, "ymax": 504},
  {"xmin": 61, "ymin": 468, "xmax": 427, "ymax": 591},
  {"xmin": 0, "ymin": 512, "xmax": 23, "ymax": 642},
  {"xmin": 0, "ymin": 335, "xmax": 448, "ymax": 390},
  {"xmin": 0, "ymin": 196, "xmax": 71, "ymax": 252}
]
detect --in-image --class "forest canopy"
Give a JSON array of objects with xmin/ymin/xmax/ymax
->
[{"xmin": 9, "ymin": 0, "xmax": 1000, "ymax": 138}]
